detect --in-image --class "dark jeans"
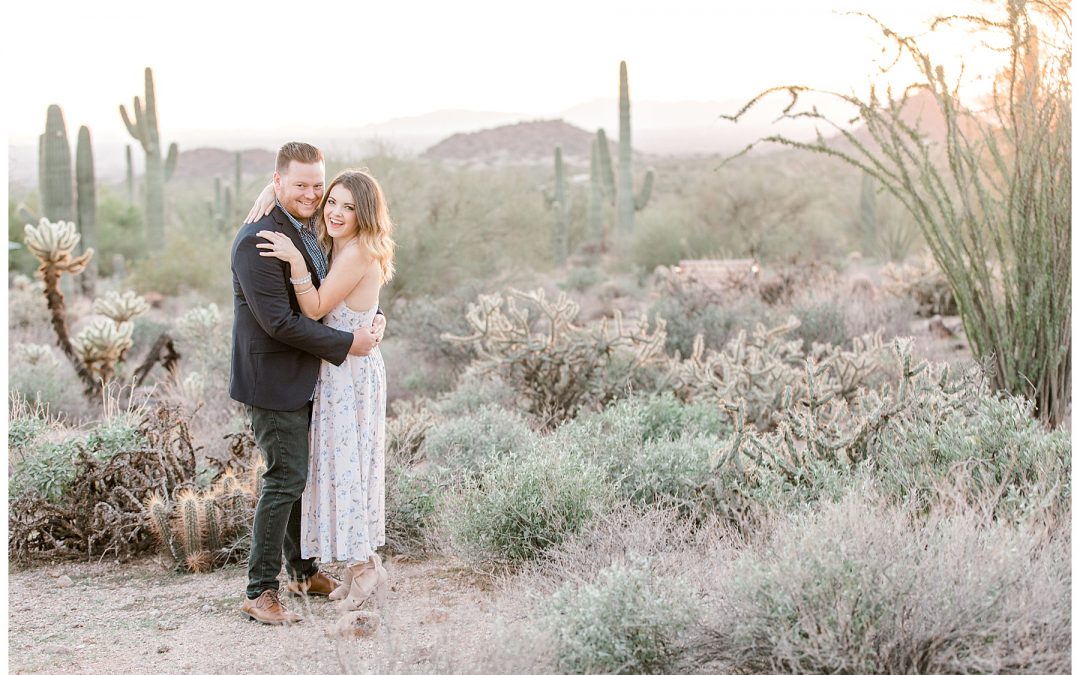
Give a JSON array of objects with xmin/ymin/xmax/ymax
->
[{"xmin": 245, "ymin": 403, "xmax": 319, "ymax": 599}]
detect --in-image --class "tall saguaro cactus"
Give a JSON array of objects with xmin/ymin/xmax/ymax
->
[
  {"xmin": 615, "ymin": 61, "xmax": 655, "ymax": 236},
  {"xmin": 120, "ymin": 67, "xmax": 178, "ymax": 243},
  {"xmin": 39, "ymin": 105, "xmax": 74, "ymax": 224},
  {"xmin": 125, "ymin": 145, "xmax": 135, "ymax": 203},
  {"xmin": 76, "ymin": 126, "xmax": 97, "ymax": 292},
  {"xmin": 542, "ymin": 146, "xmax": 570, "ymax": 265},
  {"xmin": 590, "ymin": 129, "xmax": 616, "ymax": 247}
]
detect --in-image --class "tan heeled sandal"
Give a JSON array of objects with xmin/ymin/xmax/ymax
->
[
  {"xmin": 338, "ymin": 555, "xmax": 389, "ymax": 612},
  {"xmin": 328, "ymin": 565, "xmax": 355, "ymax": 601}
]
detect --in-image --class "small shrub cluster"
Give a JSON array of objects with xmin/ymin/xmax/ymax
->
[
  {"xmin": 544, "ymin": 556, "xmax": 701, "ymax": 674},
  {"xmin": 694, "ymin": 490, "xmax": 1070, "ymax": 673},
  {"xmin": 384, "ymin": 466, "xmax": 448, "ymax": 558},
  {"xmin": 882, "ymin": 255, "xmax": 958, "ymax": 317},
  {"xmin": 9, "ymin": 403, "xmax": 201, "ymax": 564},
  {"xmin": 422, "ymin": 404, "xmax": 536, "ymax": 474},
  {"xmin": 446, "ymin": 448, "xmax": 612, "ymax": 566}
]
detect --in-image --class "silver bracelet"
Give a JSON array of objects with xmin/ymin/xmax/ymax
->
[
  {"xmin": 295, "ymin": 286, "xmax": 315, "ymax": 296},
  {"xmin": 289, "ymin": 273, "xmax": 312, "ymax": 286}
]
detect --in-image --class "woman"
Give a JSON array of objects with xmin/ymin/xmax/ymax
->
[{"xmin": 252, "ymin": 169, "xmax": 395, "ymax": 610}]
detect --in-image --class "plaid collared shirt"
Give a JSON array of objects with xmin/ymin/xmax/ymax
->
[{"xmin": 276, "ymin": 200, "xmax": 328, "ymax": 281}]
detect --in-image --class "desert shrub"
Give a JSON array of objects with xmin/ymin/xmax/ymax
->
[
  {"xmin": 559, "ymin": 265, "xmax": 605, "ymax": 293},
  {"xmin": 544, "ymin": 555, "xmax": 701, "ymax": 674},
  {"xmin": 8, "ymin": 348, "xmax": 87, "ymax": 418},
  {"xmin": 608, "ymin": 435, "xmax": 719, "ymax": 512},
  {"xmin": 128, "ymin": 224, "xmax": 231, "ymax": 301},
  {"xmin": 881, "ymin": 256, "xmax": 958, "ymax": 317},
  {"xmin": 694, "ymin": 490, "xmax": 1071, "ymax": 673},
  {"xmin": 173, "ymin": 302, "xmax": 230, "ymax": 375},
  {"xmin": 650, "ymin": 284, "xmax": 775, "ymax": 358},
  {"xmin": 9, "ymin": 403, "xmax": 201, "ymax": 564},
  {"xmin": 422, "ymin": 404, "xmax": 536, "ymax": 474},
  {"xmin": 444, "ymin": 288, "xmax": 667, "ymax": 427},
  {"xmin": 446, "ymin": 448, "xmax": 612, "ymax": 566},
  {"xmin": 385, "ymin": 398, "xmax": 440, "ymax": 467},
  {"xmin": 9, "ymin": 437, "xmax": 82, "ymax": 503},
  {"xmin": 789, "ymin": 295, "xmax": 849, "ymax": 347},
  {"xmin": 384, "ymin": 466, "xmax": 449, "ymax": 557},
  {"xmin": 876, "ymin": 393, "xmax": 1071, "ymax": 523},
  {"xmin": 94, "ymin": 193, "xmax": 147, "ymax": 277},
  {"xmin": 432, "ymin": 365, "xmax": 519, "ymax": 417},
  {"xmin": 8, "ymin": 275, "xmax": 52, "ymax": 335},
  {"xmin": 842, "ymin": 292, "xmax": 917, "ymax": 341}
]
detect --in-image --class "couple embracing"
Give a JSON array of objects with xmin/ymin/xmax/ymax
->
[{"xmin": 229, "ymin": 142, "xmax": 395, "ymax": 624}]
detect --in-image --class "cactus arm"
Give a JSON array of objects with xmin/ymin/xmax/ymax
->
[
  {"xmin": 165, "ymin": 143, "xmax": 178, "ymax": 181},
  {"xmin": 143, "ymin": 68, "xmax": 159, "ymax": 147},
  {"xmin": 635, "ymin": 168, "xmax": 655, "ymax": 211},
  {"xmin": 119, "ymin": 103, "xmax": 141, "ymax": 144}
]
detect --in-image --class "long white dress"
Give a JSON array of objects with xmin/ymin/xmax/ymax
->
[{"xmin": 300, "ymin": 300, "xmax": 386, "ymax": 564}]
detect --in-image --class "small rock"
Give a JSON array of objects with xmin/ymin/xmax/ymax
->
[
  {"xmin": 928, "ymin": 315, "xmax": 956, "ymax": 339},
  {"xmin": 56, "ymin": 575, "xmax": 74, "ymax": 588},
  {"xmin": 43, "ymin": 645, "xmax": 73, "ymax": 655},
  {"xmin": 48, "ymin": 569, "xmax": 62, "ymax": 579},
  {"xmin": 201, "ymin": 604, "xmax": 212, "ymax": 613},
  {"xmin": 157, "ymin": 645, "xmax": 170, "ymax": 654},
  {"xmin": 156, "ymin": 620, "xmax": 179, "ymax": 631},
  {"xmin": 413, "ymin": 645, "xmax": 432, "ymax": 663},
  {"xmin": 335, "ymin": 611, "xmax": 380, "ymax": 638}
]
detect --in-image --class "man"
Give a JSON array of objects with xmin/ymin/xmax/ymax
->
[{"xmin": 230, "ymin": 142, "xmax": 386, "ymax": 625}]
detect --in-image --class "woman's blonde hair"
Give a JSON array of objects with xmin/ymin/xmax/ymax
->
[{"xmin": 317, "ymin": 169, "xmax": 396, "ymax": 284}]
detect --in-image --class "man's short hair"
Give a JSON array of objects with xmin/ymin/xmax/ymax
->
[{"xmin": 276, "ymin": 142, "xmax": 324, "ymax": 173}]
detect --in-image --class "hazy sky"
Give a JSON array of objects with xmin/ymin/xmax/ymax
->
[{"xmin": 7, "ymin": 0, "xmax": 1006, "ymax": 143}]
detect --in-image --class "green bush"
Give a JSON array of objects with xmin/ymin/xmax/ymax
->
[
  {"xmin": 650, "ymin": 290, "xmax": 775, "ymax": 358},
  {"xmin": 433, "ymin": 366, "xmax": 519, "ymax": 417},
  {"xmin": 544, "ymin": 556, "xmax": 700, "ymax": 674},
  {"xmin": 695, "ymin": 490, "xmax": 1070, "ymax": 673},
  {"xmin": 384, "ymin": 466, "xmax": 448, "ymax": 556},
  {"xmin": 422, "ymin": 405, "xmax": 536, "ymax": 474},
  {"xmin": 790, "ymin": 296, "xmax": 849, "ymax": 347},
  {"xmin": 8, "ymin": 359, "xmax": 86, "ymax": 418},
  {"xmin": 610, "ymin": 435, "xmax": 718, "ymax": 510},
  {"xmin": 447, "ymin": 448, "xmax": 611, "ymax": 565},
  {"xmin": 876, "ymin": 393, "xmax": 1071, "ymax": 522},
  {"xmin": 94, "ymin": 192, "xmax": 147, "ymax": 277},
  {"xmin": 9, "ymin": 437, "xmax": 82, "ymax": 503}
]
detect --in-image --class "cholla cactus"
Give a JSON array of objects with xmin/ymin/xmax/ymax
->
[
  {"xmin": 15, "ymin": 344, "xmax": 58, "ymax": 367},
  {"xmin": 24, "ymin": 218, "xmax": 93, "ymax": 273},
  {"xmin": 72, "ymin": 317, "xmax": 135, "ymax": 382},
  {"xmin": 94, "ymin": 290, "xmax": 150, "ymax": 323},
  {"xmin": 444, "ymin": 288, "xmax": 667, "ymax": 426},
  {"xmin": 24, "ymin": 218, "xmax": 99, "ymax": 395}
]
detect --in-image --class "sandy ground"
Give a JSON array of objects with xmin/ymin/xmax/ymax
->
[{"xmin": 9, "ymin": 555, "xmax": 498, "ymax": 674}]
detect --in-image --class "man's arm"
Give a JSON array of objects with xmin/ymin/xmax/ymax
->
[{"xmin": 234, "ymin": 231, "xmax": 354, "ymax": 364}]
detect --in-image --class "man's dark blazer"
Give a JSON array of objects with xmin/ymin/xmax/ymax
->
[{"xmin": 229, "ymin": 205, "xmax": 353, "ymax": 411}]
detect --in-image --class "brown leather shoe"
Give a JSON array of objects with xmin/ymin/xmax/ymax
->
[
  {"xmin": 285, "ymin": 570, "xmax": 340, "ymax": 597},
  {"xmin": 241, "ymin": 589, "xmax": 300, "ymax": 625}
]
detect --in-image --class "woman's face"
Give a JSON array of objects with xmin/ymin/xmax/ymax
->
[{"xmin": 322, "ymin": 184, "xmax": 359, "ymax": 240}]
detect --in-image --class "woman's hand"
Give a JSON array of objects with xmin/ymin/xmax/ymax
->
[
  {"xmin": 256, "ymin": 230, "xmax": 305, "ymax": 266},
  {"xmin": 245, "ymin": 182, "xmax": 276, "ymax": 224}
]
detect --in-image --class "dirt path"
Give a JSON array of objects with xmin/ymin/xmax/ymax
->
[{"xmin": 9, "ymin": 555, "xmax": 497, "ymax": 674}]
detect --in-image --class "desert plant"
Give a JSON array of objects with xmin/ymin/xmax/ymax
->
[
  {"xmin": 855, "ymin": 172, "xmax": 921, "ymax": 262},
  {"xmin": 119, "ymin": 66, "xmax": 178, "ymax": 244},
  {"xmin": 544, "ymin": 555, "xmax": 701, "ymax": 674},
  {"xmin": 443, "ymin": 288, "xmax": 667, "ymax": 427},
  {"xmin": 542, "ymin": 145, "xmax": 571, "ymax": 265},
  {"xmin": 9, "ymin": 403, "xmax": 201, "ymax": 563},
  {"xmin": 422, "ymin": 405, "xmax": 536, "ymax": 474},
  {"xmin": 693, "ymin": 490, "xmax": 1070, "ymax": 673},
  {"xmin": 615, "ymin": 61, "xmax": 655, "ymax": 236},
  {"xmin": 145, "ymin": 466, "xmax": 257, "ymax": 573},
  {"xmin": 881, "ymin": 255, "xmax": 959, "ymax": 317},
  {"xmin": 384, "ymin": 466, "xmax": 448, "ymax": 558},
  {"xmin": 446, "ymin": 447, "xmax": 612, "ymax": 566},
  {"xmin": 724, "ymin": 1, "xmax": 1071, "ymax": 425}
]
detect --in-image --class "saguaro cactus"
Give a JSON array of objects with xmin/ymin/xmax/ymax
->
[
  {"xmin": 589, "ymin": 129, "xmax": 616, "ymax": 247},
  {"xmin": 125, "ymin": 145, "xmax": 135, "ymax": 203},
  {"xmin": 233, "ymin": 151, "xmax": 243, "ymax": 222},
  {"xmin": 615, "ymin": 61, "xmax": 655, "ymax": 236},
  {"xmin": 542, "ymin": 146, "xmax": 571, "ymax": 265},
  {"xmin": 120, "ymin": 67, "xmax": 178, "ymax": 243},
  {"xmin": 39, "ymin": 105, "xmax": 74, "ymax": 224},
  {"xmin": 76, "ymin": 125, "xmax": 97, "ymax": 292}
]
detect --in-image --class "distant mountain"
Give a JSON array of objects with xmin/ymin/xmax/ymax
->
[
  {"xmin": 170, "ymin": 147, "xmax": 276, "ymax": 182},
  {"xmin": 422, "ymin": 119, "xmax": 603, "ymax": 163}
]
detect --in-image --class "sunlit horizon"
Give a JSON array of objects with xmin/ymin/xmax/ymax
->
[{"xmin": 8, "ymin": 0, "xmax": 1016, "ymax": 146}]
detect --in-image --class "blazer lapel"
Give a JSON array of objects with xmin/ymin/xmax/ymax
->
[{"xmin": 272, "ymin": 206, "xmax": 323, "ymax": 288}]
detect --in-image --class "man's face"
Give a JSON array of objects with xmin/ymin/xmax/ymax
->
[{"xmin": 274, "ymin": 160, "xmax": 325, "ymax": 220}]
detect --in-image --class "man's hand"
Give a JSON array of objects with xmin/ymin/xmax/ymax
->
[
  {"xmin": 371, "ymin": 314, "xmax": 386, "ymax": 347},
  {"xmin": 349, "ymin": 327, "xmax": 379, "ymax": 356}
]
